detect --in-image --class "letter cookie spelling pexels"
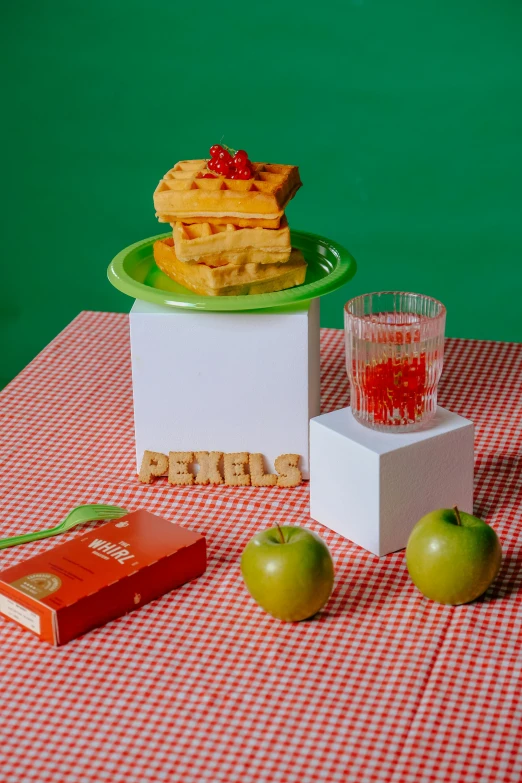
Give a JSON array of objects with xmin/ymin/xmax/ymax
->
[{"xmin": 138, "ymin": 451, "xmax": 302, "ymax": 488}]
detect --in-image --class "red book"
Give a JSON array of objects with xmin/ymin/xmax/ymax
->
[{"xmin": 0, "ymin": 510, "xmax": 206, "ymax": 646}]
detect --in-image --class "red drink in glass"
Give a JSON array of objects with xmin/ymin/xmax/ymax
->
[{"xmin": 345, "ymin": 293, "xmax": 446, "ymax": 432}]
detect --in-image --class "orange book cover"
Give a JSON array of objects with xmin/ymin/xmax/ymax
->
[{"xmin": 0, "ymin": 510, "xmax": 206, "ymax": 646}]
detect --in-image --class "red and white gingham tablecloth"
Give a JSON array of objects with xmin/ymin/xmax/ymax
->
[{"xmin": 0, "ymin": 312, "xmax": 520, "ymax": 783}]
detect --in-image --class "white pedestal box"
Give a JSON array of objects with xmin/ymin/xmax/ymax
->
[
  {"xmin": 130, "ymin": 299, "xmax": 320, "ymax": 479},
  {"xmin": 310, "ymin": 406, "xmax": 474, "ymax": 556}
]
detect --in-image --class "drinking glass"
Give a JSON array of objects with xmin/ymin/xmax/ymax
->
[{"xmin": 344, "ymin": 292, "xmax": 446, "ymax": 432}]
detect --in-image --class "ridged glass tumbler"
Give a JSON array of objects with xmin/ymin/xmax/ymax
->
[{"xmin": 344, "ymin": 292, "xmax": 446, "ymax": 432}]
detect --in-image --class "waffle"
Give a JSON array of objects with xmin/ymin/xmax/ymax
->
[
  {"xmin": 172, "ymin": 217, "xmax": 292, "ymax": 266},
  {"xmin": 153, "ymin": 238, "xmax": 307, "ymax": 297},
  {"xmin": 154, "ymin": 160, "xmax": 301, "ymax": 226},
  {"xmin": 166, "ymin": 214, "xmax": 283, "ymax": 229}
]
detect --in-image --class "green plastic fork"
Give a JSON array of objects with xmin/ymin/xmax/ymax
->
[{"xmin": 0, "ymin": 504, "xmax": 129, "ymax": 550}]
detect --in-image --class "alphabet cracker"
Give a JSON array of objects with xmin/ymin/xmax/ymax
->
[
  {"xmin": 274, "ymin": 454, "xmax": 302, "ymax": 488},
  {"xmin": 168, "ymin": 452, "xmax": 194, "ymax": 486},
  {"xmin": 223, "ymin": 452, "xmax": 250, "ymax": 487},
  {"xmin": 195, "ymin": 451, "xmax": 224, "ymax": 485},
  {"xmin": 139, "ymin": 451, "xmax": 169, "ymax": 484},
  {"xmin": 249, "ymin": 453, "xmax": 278, "ymax": 487}
]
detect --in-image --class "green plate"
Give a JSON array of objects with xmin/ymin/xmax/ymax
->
[{"xmin": 107, "ymin": 230, "xmax": 357, "ymax": 311}]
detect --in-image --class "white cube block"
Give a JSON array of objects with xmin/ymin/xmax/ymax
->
[
  {"xmin": 310, "ymin": 406, "xmax": 474, "ymax": 556},
  {"xmin": 130, "ymin": 299, "xmax": 320, "ymax": 478}
]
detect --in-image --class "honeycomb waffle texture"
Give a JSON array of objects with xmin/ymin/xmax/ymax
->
[
  {"xmin": 172, "ymin": 217, "xmax": 291, "ymax": 266},
  {"xmin": 153, "ymin": 238, "xmax": 307, "ymax": 297},
  {"xmin": 154, "ymin": 160, "xmax": 301, "ymax": 225}
]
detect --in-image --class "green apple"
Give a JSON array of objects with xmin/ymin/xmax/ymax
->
[
  {"xmin": 406, "ymin": 506, "xmax": 502, "ymax": 605},
  {"xmin": 240, "ymin": 526, "xmax": 335, "ymax": 621}
]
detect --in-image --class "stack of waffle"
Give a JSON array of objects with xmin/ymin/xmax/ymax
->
[{"xmin": 152, "ymin": 159, "xmax": 305, "ymax": 296}]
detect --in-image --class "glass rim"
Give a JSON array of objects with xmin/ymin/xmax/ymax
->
[{"xmin": 344, "ymin": 291, "xmax": 446, "ymax": 323}]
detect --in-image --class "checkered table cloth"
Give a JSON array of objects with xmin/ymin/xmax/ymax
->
[{"xmin": 0, "ymin": 312, "xmax": 520, "ymax": 783}]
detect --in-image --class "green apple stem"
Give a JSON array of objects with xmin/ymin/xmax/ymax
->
[
  {"xmin": 453, "ymin": 505, "xmax": 462, "ymax": 526},
  {"xmin": 275, "ymin": 523, "xmax": 286, "ymax": 544}
]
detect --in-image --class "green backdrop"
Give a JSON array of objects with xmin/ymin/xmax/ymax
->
[{"xmin": 2, "ymin": 0, "xmax": 521, "ymax": 388}]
